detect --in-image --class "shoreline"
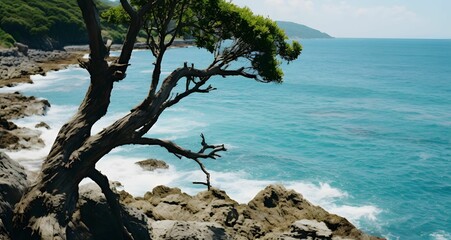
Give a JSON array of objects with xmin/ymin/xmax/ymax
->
[
  {"xmin": 0, "ymin": 46, "xmax": 385, "ymax": 239},
  {"xmin": 0, "ymin": 47, "xmax": 86, "ymax": 152}
]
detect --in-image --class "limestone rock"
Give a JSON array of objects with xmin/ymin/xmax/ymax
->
[
  {"xmin": 152, "ymin": 220, "xmax": 230, "ymax": 240},
  {"xmin": 0, "ymin": 152, "xmax": 29, "ymax": 239},
  {"xmin": 135, "ymin": 159, "xmax": 169, "ymax": 171}
]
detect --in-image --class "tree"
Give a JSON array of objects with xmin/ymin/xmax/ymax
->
[{"xmin": 12, "ymin": 0, "xmax": 301, "ymax": 239}]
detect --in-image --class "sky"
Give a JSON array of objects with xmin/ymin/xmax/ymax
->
[{"xmin": 231, "ymin": 0, "xmax": 451, "ymax": 39}]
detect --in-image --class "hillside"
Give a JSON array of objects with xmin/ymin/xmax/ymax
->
[
  {"xmin": 0, "ymin": 1, "xmax": 331, "ymax": 49},
  {"xmin": 0, "ymin": 0, "xmax": 124, "ymax": 50},
  {"xmin": 0, "ymin": 0, "xmax": 87, "ymax": 49},
  {"xmin": 276, "ymin": 21, "xmax": 332, "ymax": 39}
]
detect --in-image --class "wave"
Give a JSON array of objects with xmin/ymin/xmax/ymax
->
[
  {"xmin": 431, "ymin": 231, "xmax": 451, "ymax": 240},
  {"xmin": 92, "ymin": 154, "xmax": 381, "ymax": 229}
]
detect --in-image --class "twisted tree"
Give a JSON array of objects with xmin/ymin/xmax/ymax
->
[{"xmin": 12, "ymin": 0, "xmax": 301, "ymax": 239}]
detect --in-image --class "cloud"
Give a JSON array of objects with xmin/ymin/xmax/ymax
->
[{"xmin": 231, "ymin": 0, "xmax": 427, "ymax": 38}]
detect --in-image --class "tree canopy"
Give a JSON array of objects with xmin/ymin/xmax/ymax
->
[
  {"xmin": 102, "ymin": 0, "xmax": 301, "ymax": 82},
  {"xmin": 11, "ymin": 1, "xmax": 302, "ymax": 239}
]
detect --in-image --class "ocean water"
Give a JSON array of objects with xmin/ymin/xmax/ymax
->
[{"xmin": 1, "ymin": 39, "xmax": 450, "ymax": 239}]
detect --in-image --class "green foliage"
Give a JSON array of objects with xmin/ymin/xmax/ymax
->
[
  {"xmin": 188, "ymin": 1, "xmax": 302, "ymax": 82},
  {"xmin": 0, "ymin": 0, "xmax": 124, "ymax": 49},
  {"xmin": 104, "ymin": 0, "xmax": 302, "ymax": 83},
  {"xmin": 0, "ymin": 0, "xmax": 87, "ymax": 49},
  {"xmin": 203, "ymin": 2, "xmax": 302, "ymax": 82},
  {"xmin": 101, "ymin": 5, "xmax": 130, "ymax": 24},
  {"xmin": 0, "ymin": 27, "xmax": 15, "ymax": 48}
]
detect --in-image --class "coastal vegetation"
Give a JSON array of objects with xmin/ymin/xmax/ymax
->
[
  {"xmin": 8, "ymin": 0, "xmax": 300, "ymax": 239},
  {"xmin": 0, "ymin": 0, "xmax": 329, "ymax": 50},
  {"xmin": 0, "ymin": 0, "xmax": 126, "ymax": 50}
]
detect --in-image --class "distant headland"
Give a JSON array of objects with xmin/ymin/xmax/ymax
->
[{"xmin": 276, "ymin": 21, "xmax": 333, "ymax": 39}]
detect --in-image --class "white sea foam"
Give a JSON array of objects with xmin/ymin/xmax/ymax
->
[
  {"xmin": 3, "ymin": 104, "xmax": 77, "ymax": 171},
  {"xmin": 431, "ymin": 231, "xmax": 451, "ymax": 240},
  {"xmin": 92, "ymin": 157, "xmax": 381, "ymax": 229}
]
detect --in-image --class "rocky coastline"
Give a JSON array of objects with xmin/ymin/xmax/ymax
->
[
  {"xmin": 0, "ymin": 47, "xmax": 83, "ymax": 151},
  {"xmin": 0, "ymin": 46, "xmax": 385, "ymax": 239}
]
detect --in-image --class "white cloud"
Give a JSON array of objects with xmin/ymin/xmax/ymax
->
[{"xmin": 230, "ymin": 0, "xmax": 445, "ymax": 38}]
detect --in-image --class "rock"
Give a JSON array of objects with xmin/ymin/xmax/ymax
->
[
  {"xmin": 68, "ymin": 183, "xmax": 152, "ymax": 240},
  {"xmin": 0, "ymin": 130, "xmax": 19, "ymax": 149},
  {"xmin": 0, "ymin": 152, "xmax": 29, "ymax": 239},
  {"xmin": 0, "ymin": 127, "xmax": 45, "ymax": 150},
  {"xmin": 14, "ymin": 43, "xmax": 29, "ymax": 56},
  {"xmin": 0, "ymin": 92, "xmax": 50, "ymax": 119},
  {"xmin": 0, "ymin": 118, "xmax": 17, "ymax": 130},
  {"xmin": 129, "ymin": 184, "xmax": 384, "ymax": 240},
  {"xmin": 151, "ymin": 220, "xmax": 231, "ymax": 240},
  {"xmin": 288, "ymin": 220, "xmax": 333, "ymax": 239},
  {"xmin": 247, "ymin": 185, "xmax": 382, "ymax": 240},
  {"xmin": 135, "ymin": 159, "xmax": 169, "ymax": 171},
  {"xmin": 35, "ymin": 121, "xmax": 50, "ymax": 129},
  {"xmin": 0, "ymin": 92, "xmax": 48, "ymax": 150}
]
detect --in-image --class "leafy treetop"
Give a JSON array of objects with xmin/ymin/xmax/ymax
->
[{"xmin": 102, "ymin": 0, "xmax": 301, "ymax": 82}]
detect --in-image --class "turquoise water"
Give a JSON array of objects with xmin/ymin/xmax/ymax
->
[{"xmin": 2, "ymin": 39, "xmax": 450, "ymax": 239}]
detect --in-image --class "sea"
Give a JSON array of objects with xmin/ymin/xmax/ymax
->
[{"xmin": 1, "ymin": 38, "xmax": 450, "ymax": 239}]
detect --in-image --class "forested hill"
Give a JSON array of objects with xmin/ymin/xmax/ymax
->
[
  {"xmin": 276, "ymin": 21, "xmax": 332, "ymax": 39},
  {"xmin": 0, "ymin": 0, "xmax": 331, "ymax": 49},
  {"xmin": 0, "ymin": 0, "xmax": 87, "ymax": 49},
  {"xmin": 0, "ymin": 0, "xmax": 122, "ymax": 50}
]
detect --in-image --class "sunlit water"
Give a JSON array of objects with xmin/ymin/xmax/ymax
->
[{"xmin": 2, "ymin": 39, "xmax": 450, "ymax": 239}]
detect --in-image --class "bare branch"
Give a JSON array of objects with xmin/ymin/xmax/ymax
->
[
  {"xmin": 162, "ymin": 66, "xmax": 256, "ymax": 108},
  {"xmin": 165, "ymin": 0, "xmax": 189, "ymax": 48},
  {"xmin": 77, "ymin": 0, "xmax": 107, "ymax": 61},
  {"xmin": 130, "ymin": 137, "xmax": 226, "ymax": 160},
  {"xmin": 128, "ymin": 134, "xmax": 225, "ymax": 190}
]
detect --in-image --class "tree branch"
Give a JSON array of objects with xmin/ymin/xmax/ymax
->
[
  {"xmin": 77, "ymin": 0, "xmax": 107, "ymax": 61},
  {"xmin": 131, "ymin": 136, "xmax": 226, "ymax": 160},
  {"xmin": 129, "ymin": 135, "xmax": 226, "ymax": 189},
  {"xmin": 120, "ymin": 0, "xmax": 137, "ymax": 19},
  {"xmin": 161, "ymin": 66, "xmax": 256, "ymax": 109}
]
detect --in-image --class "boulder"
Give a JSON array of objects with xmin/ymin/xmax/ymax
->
[
  {"xmin": 14, "ymin": 43, "xmax": 29, "ymax": 56},
  {"xmin": 35, "ymin": 121, "xmax": 50, "ymax": 129},
  {"xmin": 135, "ymin": 159, "xmax": 169, "ymax": 171},
  {"xmin": 151, "ymin": 220, "xmax": 230, "ymax": 240},
  {"xmin": 0, "ymin": 152, "xmax": 29, "ymax": 239},
  {"xmin": 68, "ymin": 183, "xmax": 152, "ymax": 240}
]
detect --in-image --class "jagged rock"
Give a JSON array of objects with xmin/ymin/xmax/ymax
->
[
  {"xmin": 0, "ymin": 92, "xmax": 50, "ymax": 119},
  {"xmin": 0, "ymin": 118, "xmax": 17, "ymax": 130},
  {"xmin": 35, "ymin": 121, "xmax": 51, "ymax": 129},
  {"xmin": 136, "ymin": 159, "xmax": 169, "ymax": 171},
  {"xmin": 68, "ymin": 183, "xmax": 152, "ymax": 240},
  {"xmin": 0, "ymin": 92, "xmax": 48, "ymax": 150},
  {"xmin": 0, "ymin": 130, "xmax": 19, "ymax": 149},
  {"xmin": 128, "ymin": 185, "xmax": 384, "ymax": 240},
  {"xmin": 0, "ymin": 127, "xmax": 44, "ymax": 150},
  {"xmin": 0, "ymin": 152, "xmax": 29, "ymax": 239},
  {"xmin": 151, "ymin": 220, "xmax": 230, "ymax": 240}
]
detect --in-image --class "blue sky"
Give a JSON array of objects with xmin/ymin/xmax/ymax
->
[{"xmin": 231, "ymin": 0, "xmax": 451, "ymax": 39}]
